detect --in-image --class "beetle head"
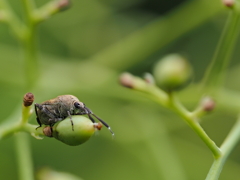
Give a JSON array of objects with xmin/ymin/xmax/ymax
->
[
  {"xmin": 74, "ymin": 102, "xmax": 86, "ymax": 112},
  {"xmin": 74, "ymin": 101, "xmax": 115, "ymax": 137}
]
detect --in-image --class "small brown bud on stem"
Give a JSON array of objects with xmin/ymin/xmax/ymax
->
[
  {"xmin": 23, "ymin": 93, "xmax": 34, "ymax": 107},
  {"xmin": 43, "ymin": 126, "xmax": 53, "ymax": 137},
  {"xmin": 94, "ymin": 122, "xmax": 103, "ymax": 131}
]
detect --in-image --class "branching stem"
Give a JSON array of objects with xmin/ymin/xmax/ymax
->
[{"xmin": 206, "ymin": 116, "xmax": 240, "ymax": 180}]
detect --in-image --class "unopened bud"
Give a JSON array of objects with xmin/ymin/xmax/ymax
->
[
  {"xmin": 153, "ymin": 54, "xmax": 192, "ymax": 91},
  {"xmin": 201, "ymin": 97, "xmax": 215, "ymax": 112},
  {"xmin": 94, "ymin": 122, "xmax": 103, "ymax": 131},
  {"xmin": 23, "ymin": 93, "xmax": 34, "ymax": 107},
  {"xmin": 222, "ymin": 0, "xmax": 235, "ymax": 7},
  {"xmin": 58, "ymin": 0, "xmax": 71, "ymax": 11},
  {"xmin": 43, "ymin": 126, "xmax": 53, "ymax": 137},
  {"xmin": 52, "ymin": 116, "xmax": 96, "ymax": 146},
  {"xmin": 143, "ymin": 72, "xmax": 155, "ymax": 85},
  {"xmin": 119, "ymin": 72, "xmax": 135, "ymax": 88}
]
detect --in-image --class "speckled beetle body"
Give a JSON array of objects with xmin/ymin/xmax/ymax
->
[{"xmin": 35, "ymin": 95, "xmax": 114, "ymax": 136}]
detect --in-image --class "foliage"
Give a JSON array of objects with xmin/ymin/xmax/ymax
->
[{"xmin": 1, "ymin": 0, "xmax": 240, "ymax": 180}]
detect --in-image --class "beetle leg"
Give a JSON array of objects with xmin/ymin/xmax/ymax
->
[
  {"xmin": 87, "ymin": 114, "xmax": 96, "ymax": 123},
  {"xmin": 67, "ymin": 111, "xmax": 74, "ymax": 131},
  {"xmin": 35, "ymin": 103, "xmax": 42, "ymax": 129}
]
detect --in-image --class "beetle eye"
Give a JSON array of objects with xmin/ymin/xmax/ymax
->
[{"xmin": 74, "ymin": 102, "xmax": 80, "ymax": 108}]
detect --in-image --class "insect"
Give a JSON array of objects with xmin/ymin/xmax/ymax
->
[{"xmin": 35, "ymin": 95, "xmax": 114, "ymax": 136}]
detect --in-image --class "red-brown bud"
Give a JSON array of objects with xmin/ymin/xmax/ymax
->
[
  {"xmin": 222, "ymin": 0, "xmax": 235, "ymax": 7},
  {"xmin": 23, "ymin": 93, "xmax": 34, "ymax": 107},
  {"xmin": 201, "ymin": 97, "xmax": 215, "ymax": 112},
  {"xmin": 94, "ymin": 122, "xmax": 103, "ymax": 131},
  {"xmin": 58, "ymin": 0, "xmax": 71, "ymax": 11},
  {"xmin": 43, "ymin": 126, "xmax": 53, "ymax": 137}
]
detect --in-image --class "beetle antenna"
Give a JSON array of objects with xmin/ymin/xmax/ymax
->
[
  {"xmin": 84, "ymin": 106, "xmax": 114, "ymax": 137},
  {"xmin": 91, "ymin": 113, "xmax": 114, "ymax": 137}
]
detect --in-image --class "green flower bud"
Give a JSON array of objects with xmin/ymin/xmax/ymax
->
[
  {"xmin": 153, "ymin": 54, "xmax": 192, "ymax": 91},
  {"xmin": 52, "ymin": 116, "xmax": 96, "ymax": 146}
]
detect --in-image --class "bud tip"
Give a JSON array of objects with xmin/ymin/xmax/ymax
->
[
  {"xmin": 43, "ymin": 126, "xmax": 53, "ymax": 137},
  {"xmin": 23, "ymin": 92, "xmax": 34, "ymax": 107},
  {"xmin": 58, "ymin": 0, "xmax": 71, "ymax": 10},
  {"xmin": 119, "ymin": 72, "xmax": 135, "ymax": 88},
  {"xmin": 143, "ymin": 72, "xmax": 155, "ymax": 84},
  {"xmin": 201, "ymin": 97, "xmax": 215, "ymax": 112},
  {"xmin": 222, "ymin": 0, "xmax": 235, "ymax": 7}
]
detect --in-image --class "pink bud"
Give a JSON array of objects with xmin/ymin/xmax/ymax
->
[
  {"xmin": 222, "ymin": 0, "xmax": 235, "ymax": 7},
  {"xmin": 119, "ymin": 72, "xmax": 135, "ymax": 88}
]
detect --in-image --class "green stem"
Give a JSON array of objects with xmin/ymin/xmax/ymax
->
[
  {"xmin": 206, "ymin": 116, "xmax": 240, "ymax": 180},
  {"xmin": 130, "ymin": 75, "xmax": 222, "ymax": 158},
  {"xmin": 0, "ymin": 0, "xmax": 27, "ymax": 40},
  {"xmin": 168, "ymin": 92, "xmax": 221, "ymax": 158},
  {"xmin": 15, "ymin": 2, "xmax": 38, "ymax": 180},
  {"xmin": 15, "ymin": 133, "xmax": 34, "ymax": 180},
  {"xmin": 22, "ymin": 30, "xmax": 38, "ymax": 90},
  {"xmin": 0, "ymin": 122, "xmax": 21, "ymax": 140},
  {"xmin": 21, "ymin": 0, "xmax": 38, "ymax": 89},
  {"xmin": 202, "ymin": 8, "xmax": 240, "ymax": 88}
]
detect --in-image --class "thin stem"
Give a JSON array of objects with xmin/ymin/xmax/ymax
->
[
  {"xmin": 22, "ymin": 30, "xmax": 38, "ymax": 90},
  {"xmin": 21, "ymin": 0, "xmax": 38, "ymax": 89},
  {"xmin": 128, "ymin": 75, "xmax": 222, "ymax": 158},
  {"xmin": 33, "ymin": 0, "xmax": 66, "ymax": 23},
  {"xmin": 0, "ymin": 122, "xmax": 21, "ymax": 140},
  {"xmin": 21, "ymin": 104, "xmax": 32, "ymax": 124},
  {"xmin": 206, "ymin": 116, "xmax": 240, "ymax": 180},
  {"xmin": 0, "ymin": 0, "xmax": 27, "ymax": 40},
  {"xmin": 15, "ymin": 133, "xmax": 34, "ymax": 180},
  {"xmin": 202, "ymin": 8, "xmax": 240, "ymax": 88},
  {"xmin": 168, "ymin": 92, "xmax": 221, "ymax": 158},
  {"xmin": 21, "ymin": 0, "xmax": 36, "ymax": 21}
]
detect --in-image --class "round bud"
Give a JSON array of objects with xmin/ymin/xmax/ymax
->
[
  {"xmin": 222, "ymin": 0, "xmax": 235, "ymax": 7},
  {"xmin": 201, "ymin": 97, "xmax": 215, "ymax": 112},
  {"xmin": 119, "ymin": 72, "xmax": 135, "ymax": 88},
  {"xmin": 52, "ymin": 116, "xmax": 95, "ymax": 146},
  {"xmin": 153, "ymin": 54, "xmax": 192, "ymax": 91},
  {"xmin": 43, "ymin": 126, "xmax": 53, "ymax": 137},
  {"xmin": 58, "ymin": 0, "xmax": 71, "ymax": 11},
  {"xmin": 23, "ymin": 92, "xmax": 34, "ymax": 107}
]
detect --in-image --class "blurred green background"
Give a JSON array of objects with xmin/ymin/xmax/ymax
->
[{"xmin": 1, "ymin": 0, "xmax": 240, "ymax": 179}]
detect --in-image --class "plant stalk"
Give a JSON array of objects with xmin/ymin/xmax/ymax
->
[{"xmin": 206, "ymin": 116, "xmax": 240, "ymax": 180}]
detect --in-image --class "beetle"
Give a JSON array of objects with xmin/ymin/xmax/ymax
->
[{"xmin": 35, "ymin": 95, "xmax": 114, "ymax": 136}]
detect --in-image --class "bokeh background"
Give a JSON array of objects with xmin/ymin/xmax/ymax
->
[{"xmin": 1, "ymin": 0, "xmax": 240, "ymax": 179}]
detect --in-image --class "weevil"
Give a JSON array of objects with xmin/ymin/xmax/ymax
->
[{"xmin": 35, "ymin": 95, "xmax": 114, "ymax": 136}]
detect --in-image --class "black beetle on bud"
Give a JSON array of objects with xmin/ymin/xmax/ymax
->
[{"xmin": 35, "ymin": 95, "xmax": 114, "ymax": 137}]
